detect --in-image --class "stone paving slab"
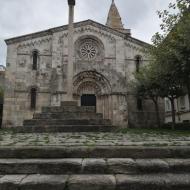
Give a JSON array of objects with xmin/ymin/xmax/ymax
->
[
  {"xmin": 0, "ymin": 175, "xmax": 26, "ymax": 190},
  {"xmin": 68, "ymin": 175, "xmax": 116, "ymax": 190},
  {"xmin": 82, "ymin": 159, "xmax": 107, "ymax": 174},
  {"xmin": 108, "ymin": 158, "xmax": 136, "ymax": 174},
  {"xmin": 135, "ymin": 159, "xmax": 169, "ymax": 173},
  {"xmin": 20, "ymin": 174, "xmax": 68, "ymax": 190}
]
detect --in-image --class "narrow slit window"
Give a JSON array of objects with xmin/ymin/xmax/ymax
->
[
  {"xmin": 135, "ymin": 56, "xmax": 141, "ymax": 73},
  {"xmin": 32, "ymin": 51, "xmax": 38, "ymax": 70},
  {"xmin": 30, "ymin": 88, "xmax": 37, "ymax": 109},
  {"xmin": 137, "ymin": 98, "xmax": 143, "ymax": 111}
]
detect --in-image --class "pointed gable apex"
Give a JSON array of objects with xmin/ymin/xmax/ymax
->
[{"xmin": 106, "ymin": 0, "xmax": 124, "ymax": 30}]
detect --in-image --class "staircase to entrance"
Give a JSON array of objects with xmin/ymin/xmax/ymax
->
[{"xmin": 0, "ymin": 101, "xmax": 189, "ymax": 189}]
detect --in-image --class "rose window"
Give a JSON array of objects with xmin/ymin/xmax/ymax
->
[{"xmin": 79, "ymin": 40, "xmax": 98, "ymax": 60}]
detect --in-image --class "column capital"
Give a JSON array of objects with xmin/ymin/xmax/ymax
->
[{"xmin": 68, "ymin": 0, "xmax": 75, "ymax": 6}]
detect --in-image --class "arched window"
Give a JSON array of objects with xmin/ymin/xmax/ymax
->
[
  {"xmin": 137, "ymin": 98, "xmax": 143, "ymax": 111},
  {"xmin": 32, "ymin": 51, "xmax": 38, "ymax": 70},
  {"xmin": 135, "ymin": 56, "xmax": 142, "ymax": 73},
  {"xmin": 30, "ymin": 88, "xmax": 37, "ymax": 110}
]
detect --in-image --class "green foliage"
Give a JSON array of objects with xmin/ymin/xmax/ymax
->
[
  {"xmin": 133, "ymin": 64, "xmax": 162, "ymax": 127},
  {"xmin": 132, "ymin": 0, "xmax": 190, "ymax": 127},
  {"xmin": 151, "ymin": 0, "xmax": 190, "ymax": 126},
  {"xmin": 152, "ymin": 0, "xmax": 190, "ymax": 43},
  {"xmin": 134, "ymin": 64, "xmax": 161, "ymax": 101},
  {"xmin": 132, "ymin": 0, "xmax": 190, "ymax": 126},
  {"xmin": 152, "ymin": 0, "xmax": 190, "ymax": 102}
]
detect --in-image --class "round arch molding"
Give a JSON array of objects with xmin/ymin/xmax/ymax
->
[{"xmin": 73, "ymin": 71, "xmax": 111, "ymax": 96}]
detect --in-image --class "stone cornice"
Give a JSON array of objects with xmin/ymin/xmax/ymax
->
[
  {"xmin": 17, "ymin": 37, "xmax": 52, "ymax": 50},
  {"xmin": 5, "ymin": 31, "xmax": 53, "ymax": 45},
  {"xmin": 126, "ymin": 36, "xmax": 151, "ymax": 48},
  {"xmin": 125, "ymin": 37, "xmax": 152, "ymax": 53}
]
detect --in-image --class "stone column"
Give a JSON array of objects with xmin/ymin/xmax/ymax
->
[{"xmin": 67, "ymin": 0, "xmax": 75, "ymax": 101}]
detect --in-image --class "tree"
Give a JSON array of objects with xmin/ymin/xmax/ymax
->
[
  {"xmin": 158, "ymin": 72, "xmax": 185, "ymax": 128},
  {"xmin": 148, "ymin": 0, "xmax": 190, "ymax": 128},
  {"xmin": 150, "ymin": 35, "xmax": 186, "ymax": 127},
  {"xmin": 133, "ymin": 0, "xmax": 189, "ymax": 128},
  {"xmin": 134, "ymin": 65, "xmax": 162, "ymax": 128},
  {"xmin": 152, "ymin": 0, "xmax": 190, "ymax": 108},
  {"xmin": 0, "ymin": 87, "xmax": 3, "ymax": 104},
  {"xmin": 134, "ymin": 59, "xmax": 185, "ymax": 128},
  {"xmin": 0, "ymin": 87, "xmax": 4, "ymax": 128},
  {"xmin": 174, "ymin": 11, "xmax": 190, "ymax": 108}
]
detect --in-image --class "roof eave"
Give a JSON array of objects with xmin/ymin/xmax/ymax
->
[{"xmin": 127, "ymin": 36, "xmax": 152, "ymax": 47}]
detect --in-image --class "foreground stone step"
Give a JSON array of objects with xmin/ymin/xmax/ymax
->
[
  {"xmin": 0, "ymin": 174, "xmax": 189, "ymax": 190},
  {"xmin": 0, "ymin": 158, "xmax": 189, "ymax": 175},
  {"xmin": 0, "ymin": 146, "xmax": 189, "ymax": 159},
  {"xmin": 23, "ymin": 119, "xmax": 111, "ymax": 126},
  {"xmin": 0, "ymin": 174, "xmax": 68, "ymax": 190},
  {"xmin": 115, "ymin": 174, "xmax": 190, "ymax": 190},
  {"xmin": 33, "ymin": 113, "xmax": 103, "ymax": 120},
  {"xmin": 41, "ymin": 106, "xmax": 96, "ymax": 113},
  {"xmin": 12, "ymin": 125, "xmax": 115, "ymax": 133}
]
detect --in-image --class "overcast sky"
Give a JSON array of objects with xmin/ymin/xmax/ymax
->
[{"xmin": 0, "ymin": 0, "xmax": 175, "ymax": 66}]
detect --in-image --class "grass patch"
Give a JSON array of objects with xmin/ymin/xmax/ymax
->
[
  {"xmin": 117, "ymin": 127, "xmax": 190, "ymax": 136},
  {"xmin": 44, "ymin": 135, "xmax": 50, "ymax": 144}
]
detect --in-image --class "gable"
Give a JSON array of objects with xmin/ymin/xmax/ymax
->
[
  {"xmin": 5, "ymin": 20, "xmax": 126, "ymax": 45},
  {"xmin": 5, "ymin": 19, "xmax": 150, "ymax": 48}
]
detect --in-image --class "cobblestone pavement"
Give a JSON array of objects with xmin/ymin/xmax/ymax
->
[{"xmin": 0, "ymin": 130, "xmax": 190, "ymax": 146}]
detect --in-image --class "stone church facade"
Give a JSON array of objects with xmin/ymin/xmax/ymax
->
[{"xmin": 3, "ymin": 1, "xmax": 163, "ymax": 128}]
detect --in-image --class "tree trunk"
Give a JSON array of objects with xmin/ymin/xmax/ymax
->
[
  {"xmin": 187, "ymin": 86, "xmax": 190, "ymax": 110},
  {"xmin": 153, "ymin": 99, "xmax": 161, "ymax": 128},
  {"xmin": 170, "ymin": 98, "xmax": 176, "ymax": 129}
]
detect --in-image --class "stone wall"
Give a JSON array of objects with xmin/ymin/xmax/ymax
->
[
  {"xmin": 3, "ymin": 36, "xmax": 52, "ymax": 127},
  {"xmin": 127, "ymin": 94, "xmax": 165, "ymax": 128}
]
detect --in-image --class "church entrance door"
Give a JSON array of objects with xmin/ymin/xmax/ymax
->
[{"xmin": 81, "ymin": 94, "xmax": 96, "ymax": 107}]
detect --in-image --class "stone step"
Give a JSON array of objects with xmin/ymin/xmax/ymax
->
[
  {"xmin": 0, "ymin": 174, "xmax": 189, "ymax": 190},
  {"xmin": 0, "ymin": 158, "xmax": 189, "ymax": 175},
  {"xmin": 13, "ymin": 125, "xmax": 115, "ymax": 133},
  {"xmin": 41, "ymin": 106, "xmax": 96, "ymax": 113},
  {"xmin": 33, "ymin": 113, "xmax": 103, "ymax": 120},
  {"xmin": 23, "ymin": 119, "xmax": 111, "ymax": 126},
  {"xmin": 0, "ymin": 146, "xmax": 189, "ymax": 159},
  {"xmin": 115, "ymin": 174, "xmax": 190, "ymax": 190}
]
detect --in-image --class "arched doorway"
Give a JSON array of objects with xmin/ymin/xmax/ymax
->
[
  {"xmin": 81, "ymin": 94, "xmax": 96, "ymax": 107},
  {"xmin": 73, "ymin": 71, "xmax": 112, "ymax": 118}
]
